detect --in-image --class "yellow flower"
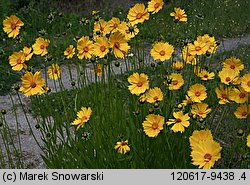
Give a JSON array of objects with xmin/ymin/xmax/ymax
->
[
  {"xmin": 19, "ymin": 71, "xmax": 45, "ymax": 96},
  {"xmin": 167, "ymin": 111, "xmax": 190, "ymax": 133},
  {"xmin": 108, "ymin": 17, "xmax": 120, "ymax": 33},
  {"xmin": 247, "ymin": 135, "xmax": 250, "ymax": 148},
  {"xmin": 234, "ymin": 104, "xmax": 249, "ymax": 119},
  {"xmin": 218, "ymin": 68, "xmax": 239, "ymax": 85},
  {"xmin": 190, "ymin": 139, "xmax": 222, "ymax": 169},
  {"xmin": 95, "ymin": 64, "xmax": 103, "ymax": 77},
  {"xmin": 187, "ymin": 83, "xmax": 207, "ymax": 103},
  {"xmin": 22, "ymin": 47, "xmax": 33, "ymax": 61},
  {"xmin": 170, "ymin": 7, "xmax": 187, "ymax": 22},
  {"xmin": 146, "ymin": 87, "xmax": 163, "ymax": 103},
  {"xmin": 127, "ymin": 3, "xmax": 149, "ymax": 25},
  {"xmin": 188, "ymin": 41, "xmax": 209, "ymax": 56},
  {"xmin": 172, "ymin": 61, "xmax": 184, "ymax": 70},
  {"xmin": 147, "ymin": 0, "xmax": 164, "ymax": 14},
  {"xmin": 167, "ymin": 73, "xmax": 184, "ymax": 90},
  {"xmin": 118, "ymin": 21, "xmax": 139, "ymax": 40},
  {"xmin": 64, "ymin": 45, "xmax": 75, "ymax": 59},
  {"xmin": 93, "ymin": 36, "xmax": 109, "ymax": 58},
  {"xmin": 189, "ymin": 130, "xmax": 213, "ymax": 149},
  {"xmin": 47, "ymin": 63, "xmax": 61, "ymax": 80},
  {"xmin": 215, "ymin": 85, "xmax": 231, "ymax": 104},
  {"xmin": 181, "ymin": 46, "xmax": 197, "ymax": 65},
  {"xmin": 3, "ymin": 15, "xmax": 24, "ymax": 38},
  {"xmin": 32, "ymin": 37, "xmax": 50, "ymax": 56},
  {"xmin": 8, "ymin": 51, "xmax": 26, "ymax": 71},
  {"xmin": 229, "ymin": 87, "xmax": 249, "ymax": 104},
  {"xmin": 150, "ymin": 42, "xmax": 174, "ymax": 61},
  {"xmin": 71, "ymin": 107, "xmax": 92, "ymax": 130},
  {"xmin": 197, "ymin": 34, "xmax": 218, "ymax": 54},
  {"xmin": 114, "ymin": 140, "xmax": 130, "ymax": 154},
  {"xmin": 109, "ymin": 31, "xmax": 130, "ymax": 59},
  {"xmin": 77, "ymin": 36, "xmax": 94, "ymax": 59},
  {"xmin": 240, "ymin": 73, "xmax": 250, "ymax": 92},
  {"xmin": 223, "ymin": 57, "xmax": 244, "ymax": 72},
  {"xmin": 128, "ymin": 72, "xmax": 149, "ymax": 96},
  {"xmin": 93, "ymin": 19, "xmax": 111, "ymax": 36},
  {"xmin": 142, "ymin": 114, "xmax": 165, "ymax": 137},
  {"xmin": 197, "ymin": 69, "xmax": 215, "ymax": 81},
  {"xmin": 191, "ymin": 103, "xmax": 211, "ymax": 119}
]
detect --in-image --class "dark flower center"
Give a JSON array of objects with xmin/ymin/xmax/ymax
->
[
  {"xmin": 239, "ymin": 92, "xmax": 246, "ymax": 99},
  {"xmin": 121, "ymin": 141, "xmax": 127, "ymax": 146},
  {"xmin": 241, "ymin": 112, "xmax": 247, "ymax": 117},
  {"xmin": 154, "ymin": 3, "xmax": 160, "ymax": 9},
  {"xmin": 84, "ymin": 47, "xmax": 89, "ymax": 52},
  {"xmin": 195, "ymin": 46, "xmax": 201, "ymax": 51},
  {"xmin": 204, "ymin": 74, "xmax": 208, "ymax": 78},
  {"xmin": 230, "ymin": 65, "xmax": 235, "ymax": 69},
  {"xmin": 136, "ymin": 13, "xmax": 143, "ymax": 19},
  {"xmin": 176, "ymin": 118, "xmax": 182, "ymax": 123},
  {"xmin": 204, "ymin": 153, "xmax": 212, "ymax": 162},
  {"xmin": 11, "ymin": 24, "xmax": 17, "ymax": 30},
  {"xmin": 100, "ymin": 45, "xmax": 106, "ymax": 52},
  {"xmin": 172, "ymin": 80, "xmax": 178, "ymax": 85},
  {"xmin": 40, "ymin": 45, "xmax": 45, "ymax": 50},
  {"xmin": 159, "ymin": 50, "xmax": 165, "ymax": 56},
  {"xmin": 195, "ymin": 91, "xmax": 201, "ymax": 97},
  {"xmin": 114, "ymin": 42, "xmax": 120, "ymax": 49},
  {"xmin": 152, "ymin": 122, "xmax": 159, "ymax": 130},
  {"xmin": 30, "ymin": 82, "xmax": 37, "ymax": 88},
  {"xmin": 225, "ymin": 77, "xmax": 231, "ymax": 82},
  {"xmin": 136, "ymin": 82, "xmax": 143, "ymax": 87}
]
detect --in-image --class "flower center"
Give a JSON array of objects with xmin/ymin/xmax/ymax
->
[
  {"xmin": 195, "ymin": 46, "xmax": 201, "ymax": 51},
  {"xmin": 30, "ymin": 82, "xmax": 37, "ymax": 88},
  {"xmin": 114, "ymin": 42, "xmax": 120, "ymax": 49},
  {"xmin": 40, "ymin": 45, "xmax": 45, "ymax": 50},
  {"xmin": 221, "ymin": 93, "xmax": 227, "ymax": 99},
  {"xmin": 172, "ymin": 80, "xmax": 178, "ymax": 85},
  {"xmin": 159, "ymin": 50, "xmax": 165, "ymax": 56},
  {"xmin": 247, "ymin": 81, "xmax": 250, "ymax": 87},
  {"xmin": 136, "ymin": 13, "xmax": 143, "ymax": 19},
  {"xmin": 153, "ymin": 96, "xmax": 158, "ymax": 101},
  {"xmin": 203, "ymin": 74, "xmax": 208, "ymax": 78},
  {"xmin": 241, "ymin": 111, "xmax": 247, "ymax": 117},
  {"xmin": 204, "ymin": 153, "xmax": 212, "ymax": 162},
  {"xmin": 225, "ymin": 77, "xmax": 231, "ymax": 82},
  {"xmin": 154, "ymin": 3, "xmax": 160, "ymax": 9},
  {"xmin": 11, "ymin": 24, "xmax": 17, "ymax": 30},
  {"xmin": 136, "ymin": 81, "xmax": 143, "ymax": 87},
  {"xmin": 84, "ymin": 47, "xmax": 89, "ymax": 52},
  {"xmin": 100, "ymin": 45, "xmax": 106, "ymax": 52},
  {"xmin": 176, "ymin": 118, "xmax": 182, "ymax": 123},
  {"xmin": 151, "ymin": 122, "xmax": 159, "ymax": 130},
  {"xmin": 230, "ymin": 65, "xmax": 235, "ymax": 69},
  {"xmin": 121, "ymin": 141, "xmax": 127, "ymax": 146},
  {"xmin": 195, "ymin": 91, "xmax": 201, "ymax": 97},
  {"xmin": 113, "ymin": 23, "xmax": 118, "ymax": 29},
  {"xmin": 239, "ymin": 92, "xmax": 246, "ymax": 99},
  {"xmin": 17, "ymin": 58, "xmax": 22, "ymax": 64}
]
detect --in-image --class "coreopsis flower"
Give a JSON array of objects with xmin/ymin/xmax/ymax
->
[
  {"xmin": 241, "ymin": 73, "xmax": 250, "ymax": 92},
  {"xmin": 170, "ymin": 7, "xmax": 187, "ymax": 22},
  {"xmin": 93, "ymin": 19, "xmax": 111, "ymax": 36},
  {"xmin": 181, "ymin": 46, "xmax": 197, "ymax": 65},
  {"xmin": 32, "ymin": 37, "xmax": 50, "ymax": 56},
  {"xmin": 218, "ymin": 68, "xmax": 239, "ymax": 85},
  {"xmin": 223, "ymin": 57, "xmax": 244, "ymax": 72},
  {"xmin": 64, "ymin": 45, "xmax": 75, "ymax": 59},
  {"xmin": 190, "ymin": 139, "xmax": 222, "ymax": 169},
  {"xmin": 8, "ymin": 51, "xmax": 26, "ymax": 71},
  {"xmin": 114, "ymin": 140, "xmax": 130, "ymax": 154},
  {"xmin": 77, "ymin": 36, "xmax": 94, "ymax": 59},
  {"xmin": 108, "ymin": 17, "xmax": 120, "ymax": 33},
  {"xmin": 47, "ymin": 63, "xmax": 61, "ymax": 80},
  {"xmin": 215, "ymin": 85, "xmax": 231, "ymax": 104},
  {"xmin": 93, "ymin": 36, "xmax": 109, "ymax": 58},
  {"xmin": 229, "ymin": 87, "xmax": 248, "ymax": 104},
  {"xmin": 95, "ymin": 64, "xmax": 102, "ymax": 77},
  {"xmin": 172, "ymin": 61, "xmax": 184, "ymax": 70},
  {"xmin": 147, "ymin": 0, "xmax": 164, "ymax": 14},
  {"xmin": 145, "ymin": 87, "xmax": 163, "ymax": 103},
  {"xmin": 188, "ymin": 41, "xmax": 209, "ymax": 56},
  {"xmin": 19, "ymin": 71, "xmax": 45, "ymax": 96},
  {"xmin": 22, "ymin": 47, "xmax": 33, "ymax": 61},
  {"xmin": 197, "ymin": 69, "xmax": 215, "ymax": 81},
  {"xmin": 109, "ymin": 31, "xmax": 130, "ymax": 59},
  {"xmin": 71, "ymin": 107, "xmax": 92, "ymax": 130},
  {"xmin": 167, "ymin": 73, "xmax": 184, "ymax": 90},
  {"xmin": 142, "ymin": 114, "xmax": 165, "ymax": 137},
  {"xmin": 187, "ymin": 84, "xmax": 207, "ymax": 103},
  {"xmin": 167, "ymin": 111, "xmax": 190, "ymax": 133},
  {"xmin": 128, "ymin": 72, "xmax": 149, "ymax": 95},
  {"xmin": 191, "ymin": 103, "xmax": 211, "ymax": 119},
  {"xmin": 189, "ymin": 130, "xmax": 213, "ymax": 149},
  {"xmin": 247, "ymin": 135, "xmax": 250, "ymax": 148},
  {"xmin": 118, "ymin": 21, "xmax": 139, "ymax": 40},
  {"xmin": 197, "ymin": 34, "xmax": 218, "ymax": 54},
  {"xmin": 234, "ymin": 104, "xmax": 249, "ymax": 119},
  {"xmin": 150, "ymin": 42, "xmax": 174, "ymax": 61},
  {"xmin": 127, "ymin": 3, "xmax": 149, "ymax": 25},
  {"xmin": 3, "ymin": 15, "xmax": 24, "ymax": 38}
]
